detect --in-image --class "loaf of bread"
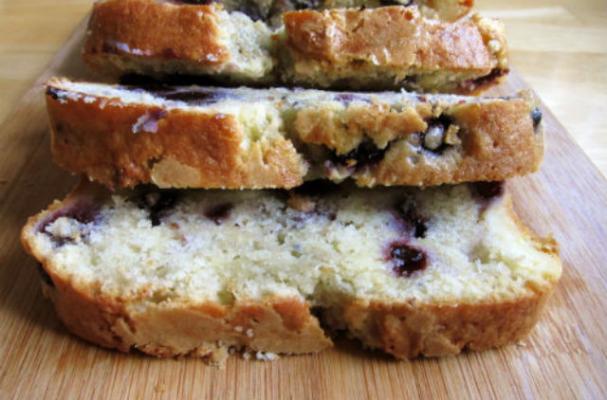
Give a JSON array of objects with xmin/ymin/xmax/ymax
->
[
  {"xmin": 83, "ymin": 0, "xmax": 506, "ymax": 92},
  {"xmin": 21, "ymin": 180, "xmax": 561, "ymax": 363},
  {"xmin": 46, "ymin": 77, "xmax": 543, "ymax": 190}
]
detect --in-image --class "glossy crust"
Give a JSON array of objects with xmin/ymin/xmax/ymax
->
[
  {"xmin": 46, "ymin": 88, "xmax": 307, "ymax": 190},
  {"xmin": 20, "ymin": 184, "xmax": 559, "ymax": 361},
  {"xmin": 83, "ymin": 0, "xmax": 506, "ymax": 92},
  {"xmin": 282, "ymin": 7, "xmax": 507, "ymax": 91},
  {"xmin": 84, "ymin": 0, "xmax": 231, "ymax": 78},
  {"xmin": 45, "ymin": 79, "xmax": 543, "ymax": 189}
]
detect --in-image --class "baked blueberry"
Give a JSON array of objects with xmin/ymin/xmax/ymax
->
[{"xmin": 388, "ymin": 242, "xmax": 428, "ymax": 277}]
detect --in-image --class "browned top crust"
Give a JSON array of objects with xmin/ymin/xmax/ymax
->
[
  {"xmin": 282, "ymin": 6, "xmax": 506, "ymax": 90},
  {"xmin": 47, "ymin": 93, "xmax": 306, "ymax": 190},
  {"xmin": 45, "ymin": 78, "xmax": 544, "ymax": 189},
  {"xmin": 284, "ymin": 6, "xmax": 493, "ymax": 70},
  {"xmin": 84, "ymin": 0, "xmax": 227, "ymax": 71}
]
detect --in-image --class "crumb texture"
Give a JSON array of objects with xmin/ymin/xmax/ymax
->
[
  {"xmin": 83, "ymin": 1, "xmax": 504, "ymax": 92},
  {"xmin": 22, "ymin": 182, "xmax": 561, "ymax": 360},
  {"xmin": 46, "ymin": 78, "xmax": 543, "ymax": 190}
]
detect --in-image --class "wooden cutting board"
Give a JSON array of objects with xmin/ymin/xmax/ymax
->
[{"xmin": 1, "ymin": 19, "xmax": 606, "ymax": 399}]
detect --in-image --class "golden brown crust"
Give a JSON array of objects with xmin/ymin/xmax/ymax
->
[
  {"xmin": 47, "ymin": 88, "xmax": 306, "ymax": 190},
  {"xmin": 323, "ymin": 194, "xmax": 559, "ymax": 359},
  {"xmin": 282, "ymin": 6, "xmax": 506, "ymax": 90},
  {"xmin": 82, "ymin": 1, "xmax": 505, "ymax": 92},
  {"xmin": 332, "ymin": 291, "xmax": 552, "ymax": 359},
  {"xmin": 20, "ymin": 183, "xmax": 560, "ymax": 361},
  {"xmin": 44, "ymin": 279, "xmax": 332, "ymax": 361},
  {"xmin": 19, "ymin": 190, "xmax": 332, "ymax": 361},
  {"xmin": 295, "ymin": 97, "xmax": 543, "ymax": 187},
  {"xmin": 46, "ymin": 81, "xmax": 543, "ymax": 189},
  {"xmin": 84, "ymin": 0, "xmax": 228, "ymax": 77}
]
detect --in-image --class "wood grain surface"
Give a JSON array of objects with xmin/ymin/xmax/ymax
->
[{"xmin": 1, "ymin": 15, "xmax": 607, "ymax": 400}]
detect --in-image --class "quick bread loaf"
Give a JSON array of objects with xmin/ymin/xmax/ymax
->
[
  {"xmin": 19, "ymin": 0, "xmax": 562, "ymax": 365},
  {"xmin": 21, "ymin": 181, "xmax": 561, "ymax": 362}
]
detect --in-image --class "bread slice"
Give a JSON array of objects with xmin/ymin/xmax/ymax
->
[
  {"xmin": 83, "ymin": 0, "xmax": 505, "ymax": 92},
  {"xmin": 21, "ymin": 181, "xmax": 561, "ymax": 362},
  {"xmin": 46, "ymin": 77, "xmax": 544, "ymax": 190}
]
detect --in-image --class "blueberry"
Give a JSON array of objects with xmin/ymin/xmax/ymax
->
[
  {"xmin": 38, "ymin": 202, "xmax": 100, "ymax": 247},
  {"xmin": 380, "ymin": 0, "xmax": 413, "ymax": 6},
  {"xmin": 531, "ymin": 107, "xmax": 542, "ymax": 130},
  {"xmin": 38, "ymin": 202, "xmax": 99, "ymax": 234},
  {"xmin": 46, "ymin": 87, "xmax": 66, "ymax": 101},
  {"xmin": 471, "ymin": 181, "xmax": 504, "ymax": 200},
  {"xmin": 331, "ymin": 141, "xmax": 386, "ymax": 169},
  {"xmin": 136, "ymin": 189, "xmax": 179, "ymax": 226},
  {"xmin": 388, "ymin": 242, "xmax": 428, "ymax": 277},
  {"xmin": 204, "ymin": 203, "xmax": 233, "ymax": 225},
  {"xmin": 397, "ymin": 203, "xmax": 428, "ymax": 238}
]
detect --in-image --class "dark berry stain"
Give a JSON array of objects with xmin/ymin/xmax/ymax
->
[
  {"xmin": 38, "ymin": 201, "xmax": 100, "ymax": 247},
  {"xmin": 133, "ymin": 109, "xmax": 168, "ymax": 134},
  {"xmin": 46, "ymin": 86, "xmax": 66, "ymax": 101},
  {"xmin": 136, "ymin": 190, "xmax": 179, "ymax": 226},
  {"xmin": 120, "ymin": 74, "xmax": 223, "ymax": 96},
  {"xmin": 120, "ymin": 75, "xmax": 226, "ymax": 105},
  {"xmin": 161, "ymin": 89, "xmax": 222, "ymax": 103},
  {"xmin": 460, "ymin": 68, "xmax": 509, "ymax": 92},
  {"xmin": 235, "ymin": 1, "xmax": 265, "ymax": 21},
  {"xmin": 472, "ymin": 181, "xmax": 504, "ymax": 200},
  {"xmin": 204, "ymin": 203, "xmax": 233, "ymax": 225},
  {"xmin": 380, "ymin": 0, "xmax": 414, "ymax": 5},
  {"xmin": 388, "ymin": 242, "xmax": 428, "ymax": 277},
  {"xmin": 397, "ymin": 203, "xmax": 428, "ymax": 238},
  {"xmin": 292, "ymin": 0, "xmax": 322, "ymax": 9},
  {"xmin": 38, "ymin": 202, "xmax": 99, "ymax": 234},
  {"xmin": 333, "ymin": 92, "xmax": 372, "ymax": 105},
  {"xmin": 531, "ymin": 107, "xmax": 542, "ymax": 130},
  {"xmin": 331, "ymin": 141, "xmax": 386, "ymax": 169}
]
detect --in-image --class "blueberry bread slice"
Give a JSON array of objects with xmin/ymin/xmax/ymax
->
[
  {"xmin": 46, "ymin": 78, "xmax": 543, "ymax": 190},
  {"xmin": 83, "ymin": 1, "xmax": 505, "ymax": 92},
  {"xmin": 21, "ymin": 181, "xmax": 561, "ymax": 362}
]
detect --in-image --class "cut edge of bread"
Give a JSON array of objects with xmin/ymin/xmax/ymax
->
[{"xmin": 20, "ymin": 181, "xmax": 561, "ymax": 364}]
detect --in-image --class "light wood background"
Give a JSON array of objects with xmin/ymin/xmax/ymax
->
[{"xmin": 1, "ymin": 1, "xmax": 607, "ymax": 399}]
